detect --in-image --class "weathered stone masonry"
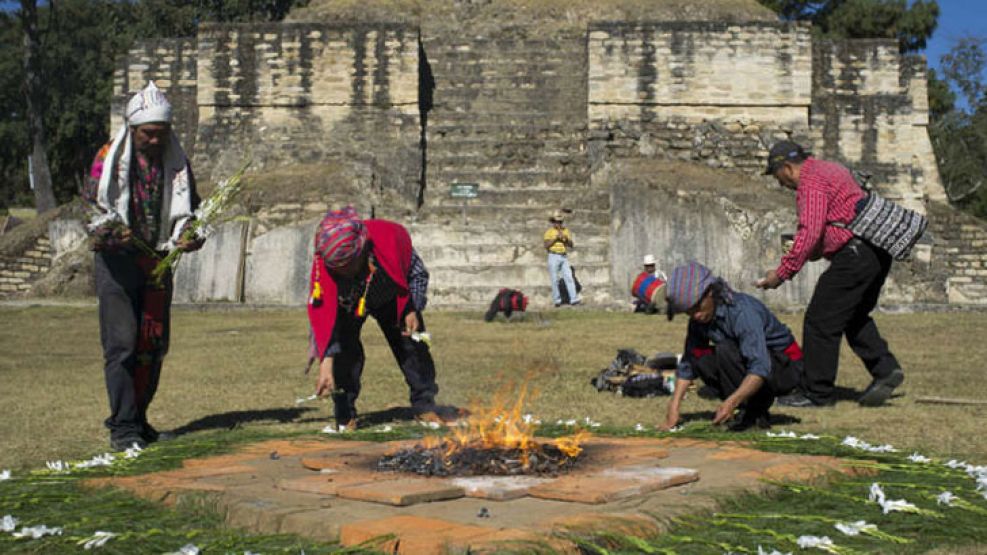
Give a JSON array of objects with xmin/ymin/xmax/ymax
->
[{"xmin": 89, "ymin": 18, "xmax": 987, "ymax": 307}]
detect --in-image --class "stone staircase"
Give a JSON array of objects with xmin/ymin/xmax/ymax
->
[
  {"xmin": 414, "ymin": 27, "xmax": 611, "ymax": 307},
  {"xmin": 927, "ymin": 202, "xmax": 987, "ymax": 304},
  {"xmin": 0, "ymin": 236, "xmax": 52, "ymax": 297}
]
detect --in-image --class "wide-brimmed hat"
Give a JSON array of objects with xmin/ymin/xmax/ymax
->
[{"xmin": 642, "ymin": 254, "xmax": 656, "ymax": 266}]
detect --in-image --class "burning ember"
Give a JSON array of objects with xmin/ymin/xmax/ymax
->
[{"xmin": 378, "ymin": 383, "xmax": 590, "ymax": 476}]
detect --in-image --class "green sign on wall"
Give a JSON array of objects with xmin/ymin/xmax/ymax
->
[{"xmin": 449, "ymin": 183, "xmax": 479, "ymax": 199}]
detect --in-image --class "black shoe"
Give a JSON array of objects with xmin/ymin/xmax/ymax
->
[
  {"xmin": 858, "ymin": 369, "xmax": 904, "ymax": 407},
  {"xmin": 110, "ymin": 435, "xmax": 147, "ymax": 452},
  {"xmin": 728, "ymin": 410, "xmax": 771, "ymax": 432},
  {"xmin": 776, "ymin": 392, "xmax": 830, "ymax": 408},
  {"xmin": 141, "ymin": 424, "xmax": 176, "ymax": 444}
]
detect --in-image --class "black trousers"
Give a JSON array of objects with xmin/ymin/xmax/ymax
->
[
  {"xmin": 94, "ymin": 252, "xmax": 173, "ymax": 440},
  {"xmin": 802, "ymin": 239, "xmax": 900, "ymax": 403},
  {"xmin": 330, "ymin": 299, "xmax": 439, "ymax": 422},
  {"xmin": 694, "ymin": 340, "xmax": 801, "ymax": 415}
]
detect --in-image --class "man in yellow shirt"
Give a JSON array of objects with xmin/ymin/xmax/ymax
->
[{"xmin": 543, "ymin": 210, "xmax": 581, "ymax": 306}]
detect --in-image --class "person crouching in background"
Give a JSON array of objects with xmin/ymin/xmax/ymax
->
[{"xmin": 659, "ymin": 262, "xmax": 802, "ymax": 431}]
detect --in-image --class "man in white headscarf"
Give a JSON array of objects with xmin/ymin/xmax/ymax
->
[{"xmin": 83, "ymin": 81, "xmax": 203, "ymax": 451}]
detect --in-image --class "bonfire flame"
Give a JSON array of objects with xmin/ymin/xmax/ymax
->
[{"xmin": 409, "ymin": 380, "xmax": 589, "ymax": 474}]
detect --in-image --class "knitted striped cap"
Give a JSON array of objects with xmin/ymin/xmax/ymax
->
[
  {"xmin": 665, "ymin": 261, "xmax": 717, "ymax": 318},
  {"xmin": 315, "ymin": 206, "xmax": 368, "ymax": 270}
]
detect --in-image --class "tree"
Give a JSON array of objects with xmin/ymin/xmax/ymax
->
[
  {"xmin": 758, "ymin": 0, "xmax": 940, "ymax": 53},
  {"xmin": 18, "ymin": 0, "xmax": 57, "ymax": 214},
  {"xmin": 940, "ymin": 36, "xmax": 986, "ymax": 109},
  {"xmin": 929, "ymin": 37, "xmax": 987, "ymax": 218},
  {"xmin": 927, "ymin": 68, "xmax": 955, "ymax": 122},
  {"xmin": 0, "ymin": 0, "xmax": 309, "ymax": 212}
]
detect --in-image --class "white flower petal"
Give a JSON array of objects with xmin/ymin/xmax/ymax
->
[
  {"xmin": 868, "ymin": 483, "xmax": 886, "ymax": 504},
  {"xmin": 834, "ymin": 520, "xmax": 875, "ymax": 536},
  {"xmin": 937, "ymin": 491, "xmax": 957, "ymax": 506},
  {"xmin": 796, "ymin": 535, "xmax": 835, "ymax": 551},
  {"xmin": 634, "ymin": 423, "xmax": 645, "ymax": 431},
  {"xmin": 83, "ymin": 531, "xmax": 117, "ymax": 550},
  {"xmin": 124, "ymin": 444, "xmax": 143, "ymax": 459},
  {"xmin": 164, "ymin": 544, "xmax": 201, "ymax": 555},
  {"xmin": 842, "ymin": 436, "xmax": 897, "ymax": 453},
  {"xmin": 881, "ymin": 499, "xmax": 919, "ymax": 514},
  {"xmin": 12, "ymin": 524, "xmax": 63, "ymax": 539},
  {"xmin": 908, "ymin": 453, "xmax": 931, "ymax": 463}
]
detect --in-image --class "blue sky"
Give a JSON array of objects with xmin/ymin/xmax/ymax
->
[{"xmin": 924, "ymin": 0, "xmax": 987, "ymax": 110}]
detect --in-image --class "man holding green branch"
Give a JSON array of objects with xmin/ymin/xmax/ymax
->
[{"xmin": 83, "ymin": 81, "xmax": 203, "ymax": 451}]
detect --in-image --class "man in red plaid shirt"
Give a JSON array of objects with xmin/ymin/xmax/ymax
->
[{"xmin": 756, "ymin": 141, "xmax": 903, "ymax": 408}]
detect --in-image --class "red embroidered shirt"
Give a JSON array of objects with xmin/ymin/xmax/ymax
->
[{"xmin": 775, "ymin": 157, "xmax": 864, "ymax": 281}]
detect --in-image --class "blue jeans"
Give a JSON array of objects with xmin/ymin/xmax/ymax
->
[{"xmin": 547, "ymin": 252, "xmax": 579, "ymax": 305}]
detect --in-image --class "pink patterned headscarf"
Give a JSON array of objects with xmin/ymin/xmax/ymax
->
[{"xmin": 315, "ymin": 206, "xmax": 368, "ymax": 270}]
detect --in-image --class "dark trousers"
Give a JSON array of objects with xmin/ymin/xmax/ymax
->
[
  {"xmin": 694, "ymin": 340, "xmax": 801, "ymax": 415},
  {"xmin": 330, "ymin": 299, "xmax": 439, "ymax": 422},
  {"xmin": 94, "ymin": 252, "xmax": 172, "ymax": 440},
  {"xmin": 802, "ymin": 239, "xmax": 900, "ymax": 403}
]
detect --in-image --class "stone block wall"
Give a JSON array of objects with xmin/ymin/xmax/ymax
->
[
  {"xmin": 111, "ymin": 38, "xmax": 199, "ymax": 151},
  {"xmin": 587, "ymin": 21, "xmax": 812, "ymax": 172},
  {"xmin": 417, "ymin": 25, "xmax": 611, "ymax": 306},
  {"xmin": 811, "ymin": 40, "xmax": 943, "ymax": 211},
  {"xmin": 610, "ymin": 179, "xmax": 824, "ymax": 308},
  {"xmin": 0, "ymin": 236, "xmax": 51, "ymax": 295},
  {"xmin": 111, "ymin": 23, "xmax": 424, "ymax": 207},
  {"xmin": 94, "ymin": 17, "xmax": 987, "ymax": 308},
  {"xmin": 193, "ymin": 22, "xmax": 421, "ymax": 195}
]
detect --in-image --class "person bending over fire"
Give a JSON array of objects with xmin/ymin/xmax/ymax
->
[
  {"xmin": 307, "ymin": 207, "xmax": 443, "ymax": 429},
  {"xmin": 659, "ymin": 262, "xmax": 802, "ymax": 432}
]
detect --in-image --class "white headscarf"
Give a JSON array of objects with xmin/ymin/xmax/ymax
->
[{"xmin": 90, "ymin": 81, "xmax": 193, "ymax": 251}]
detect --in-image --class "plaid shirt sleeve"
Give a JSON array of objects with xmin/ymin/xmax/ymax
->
[
  {"xmin": 776, "ymin": 177, "xmax": 829, "ymax": 281},
  {"xmin": 408, "ymin": 249, "xmax": 429, "ymax": 312}
]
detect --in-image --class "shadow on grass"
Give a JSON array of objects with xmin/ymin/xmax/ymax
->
[
  {"xmin": 680, "ymin": 410, "xmax": 802, "ymax": 427},
  {"xmin": 356, "ymin": 405, "xmax": 466, "ymax": 427},
  {"xmin": 172, "ymin": 407, "xmax": 317, "ymax": 435}
]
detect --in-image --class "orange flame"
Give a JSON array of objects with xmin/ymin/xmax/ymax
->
[{"xmin": 425, "ymin": 379, "xmax": 588, "ymax": 469}]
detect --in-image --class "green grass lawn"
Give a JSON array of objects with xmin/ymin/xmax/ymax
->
[
  {"xmin": 1, "ymin": 306, "xmax": 986, "ymax": 554},
  {"xmin": 2, "ymin": 306, "xmax": 986, "ymax": 470}
]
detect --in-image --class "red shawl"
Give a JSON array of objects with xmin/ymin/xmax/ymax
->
[{"xmin": 307, "ymin": 219, "xmax": 413, "ymax": 359}]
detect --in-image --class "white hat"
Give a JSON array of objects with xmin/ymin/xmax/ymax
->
[
  {"xmin": 126, "ymin": 81, "xmax": 172, "ymax": 126},
  {"xmin": 642, "ymin": 254, "xmax": 656, "ymax": 266}
]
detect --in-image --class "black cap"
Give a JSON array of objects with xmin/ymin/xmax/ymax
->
[{"xmin": 764, "ymin": 141, "xmax": 810, "ymax": 175}]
